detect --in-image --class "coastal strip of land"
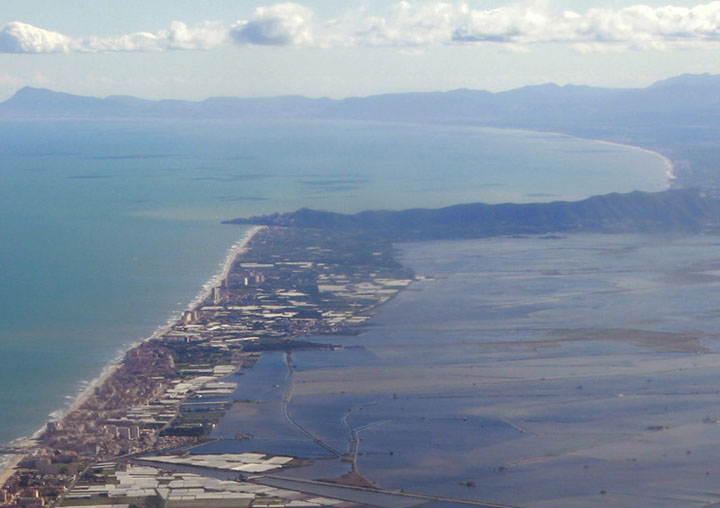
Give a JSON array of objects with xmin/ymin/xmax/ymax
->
[
  {"xmin": 0, "ymin": 227, "xmax": 264, "ymax": 487},
  {"xmin": 0, "ymin": 225, "xmax": 415, "ymax": 508},
  {"xmin": 0, "ymin": 457, "xmax": 22, "ymax": 494}
]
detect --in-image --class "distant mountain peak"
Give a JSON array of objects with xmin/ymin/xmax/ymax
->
[
  {"xmin": 7, "ymin": 86, "xmax": 89, "ymax": 103},
  {"xmin": 8, "ymin": 86, "xmax": 54, "ymax": 99},
  {"xmin": 2, "ymin": 86, "xmax": 112, "ymax": 116},
  {"xmin": 649, "ymin": 73, "xmax": 720, "ymax": 89}
]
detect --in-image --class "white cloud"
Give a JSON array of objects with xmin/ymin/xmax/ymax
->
[
  {"xmin": 0, "ymin": 20, "xmax": 227, "ymax": 54},
  {"xmin": 343, "ymin": 2, "xmax": 464, "ymax": 47},
  {"xmin": 450, "ymin": 1, "xmax": 720, "ymax": 50},
  {"xmin": 79, "ymin": 32, "xmax": 163, "ymax": 53},
  {"xmin": 164, "ymin": 21, "xmax": 228, "ymax": 50},
  {"xmin": 3, "ymin": 2, "xmax": 720, "ymax": 54},
  {"xmin": 218, "ymin": 0, "xmax": 720, "ymax": 51},
  {"xmin": 0, "ymin": 21, "xmax": 74, "ymax": 53},
  {"xmin": 576, "ymin": 3, "xmax": 720, "ymax": 49},
  {"xmin": 230, "ymin": 3, "xmax": 315, "ymax": 46}
]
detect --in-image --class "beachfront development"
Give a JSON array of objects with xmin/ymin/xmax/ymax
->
[{"xmin": 0, "ymin": 226, "xmax": 415, "ymax": 508}]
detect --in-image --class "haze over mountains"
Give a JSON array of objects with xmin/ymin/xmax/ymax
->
[{"xmin": 4, "ymin": 73, "xmax": 720, "ymax": 132}]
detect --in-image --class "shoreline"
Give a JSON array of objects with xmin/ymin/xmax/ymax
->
[
  {"xmin": 592, "ymin": 138, "xmax": 676, "ymax": 182},
  {"xmin": 0, "ymin": 224, "xmax": 264, "ymax": 490},
  {"xmin": 63, "ymin": 225, "xmax": 263, "ymax": 421},
  {"xmin": 362, "ymin": 120, "xmax": 677, "ymax": 192},
  {"xmin": 413, "ymin": 120, "xmax": 679, "ymax": 191},
  {"xmin": 0, "ymin": 455, "xmax": 22, "ymax": 490},
  {"xmin": 186, "ymin": 225, "xmax": 265, "ymax": 315},
  {"xmin": 0, "ymin": 223, "xmax": 416, "ymax": 505},
  {"xmin": 496, "ymin": 125, "xmax": 677, "ymax": 186}
]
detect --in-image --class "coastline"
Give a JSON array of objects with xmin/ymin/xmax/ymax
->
[
  {"xmin": 0, "ymin": 455, "xmax": 22, "ymax": 490},
  {"xmin": 0, "ymin": 224, "xmax": 264, "ymax": 490},
  {"xmin": 0, "ymin": 223, "xmax": 416, "ymax": 506},
  {"xmin": 185, "ymin": 225, "xmax": 265, "ymax": 315},
  {"xmin": 470, "ymin": 123, "xmax": 677, "ymax": 187},
  {"xmin": 593, "ymin": 138, "xmax": 676, "ymax": 182},
  {"xmin": 64, "ymin": 225, "xmax": 263, "ymax": 420}
]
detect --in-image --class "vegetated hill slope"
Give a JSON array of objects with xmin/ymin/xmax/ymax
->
[{"xmin": 225, "ymin": 189, "xmax": 720, "ymax": 240}]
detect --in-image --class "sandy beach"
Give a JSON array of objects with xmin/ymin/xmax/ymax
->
[
  {"xmin": 62, "ymin": 225, "xmax": 263, "ymax": 421},
  {"xmin": 594, "ymin": 138, "xmax": 676, "ymax": 181},
  {"xmin": 498, "ymin": 125, "xmax": 677, "ymax": 185},
  {"xmin": 0, "ymin": 225, "xmax": 264, "ymax": 490},
  {"xmin": 186, "ymin": 225, "xmax": 265, "ymax": 314},
  {"xmin": 0, "ymin": 455, "xmax": 23, "ymax": 489}
]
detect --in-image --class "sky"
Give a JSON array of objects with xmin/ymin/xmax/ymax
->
[{"xmin": 1, "ymin": 0, "xmax": 720, "ymax": 100}]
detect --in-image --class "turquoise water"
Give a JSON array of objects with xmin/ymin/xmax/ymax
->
[{"xmin": 0, "ymin": 119, "xmax": 669, "ymax": 450}]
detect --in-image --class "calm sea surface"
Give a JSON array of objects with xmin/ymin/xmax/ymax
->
[
  {"xmin": 281, "ymin": 235, "xmax": 720, "ymax": 507},
  {"xmin": 0, "ymin": 119, "xmax": 669, "ymax": 451}
]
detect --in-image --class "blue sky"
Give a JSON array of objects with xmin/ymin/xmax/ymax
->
[{"xmin": 1, "ymin": 0, "xmax": 719, "ymax": 100}]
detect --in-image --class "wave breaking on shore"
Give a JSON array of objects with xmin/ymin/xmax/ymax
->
[{"xmin": 0, "ymin": 225, "xmax": 263, "ymax": 486}]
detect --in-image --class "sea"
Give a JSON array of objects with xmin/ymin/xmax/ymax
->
[{"xmin": 0, "ymin": 118, "xmax": 670, "ymax": 467}]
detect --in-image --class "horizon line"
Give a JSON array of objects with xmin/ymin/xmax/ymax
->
[{"xmin": 4, "ymin": 71, "xmax": 716, "ymax": 103}]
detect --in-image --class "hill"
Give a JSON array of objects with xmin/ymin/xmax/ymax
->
[{"xmin": 225, "ymin": 189, "xmax": 720, "ymax": 241}]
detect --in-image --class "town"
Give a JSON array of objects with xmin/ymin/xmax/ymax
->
[{"xmin": 0, "ymin": 226, "xmax": 415, "ymax": 508}]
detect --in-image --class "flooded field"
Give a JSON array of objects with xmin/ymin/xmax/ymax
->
[{"xmin": 210, "ymin": 234, "xmax": 720, "ymax": 507}]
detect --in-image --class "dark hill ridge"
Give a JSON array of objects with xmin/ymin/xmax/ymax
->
[{"xmin": 225, "ymin": 189, "xmax": 720, "ymax": 240}]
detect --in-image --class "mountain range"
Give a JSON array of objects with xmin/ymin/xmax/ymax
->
[{"xmin": 3, "ymin": 73, "xmax": 720, "ymax": 131}]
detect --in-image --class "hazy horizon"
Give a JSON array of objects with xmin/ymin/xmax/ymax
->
[
  {"xmin": 2, "ymin": 1, "xmax": 720, "ymax": 101},
  {"xmin": 3, "ymin": 71, "xmax": 716, "ymax": 102}
]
